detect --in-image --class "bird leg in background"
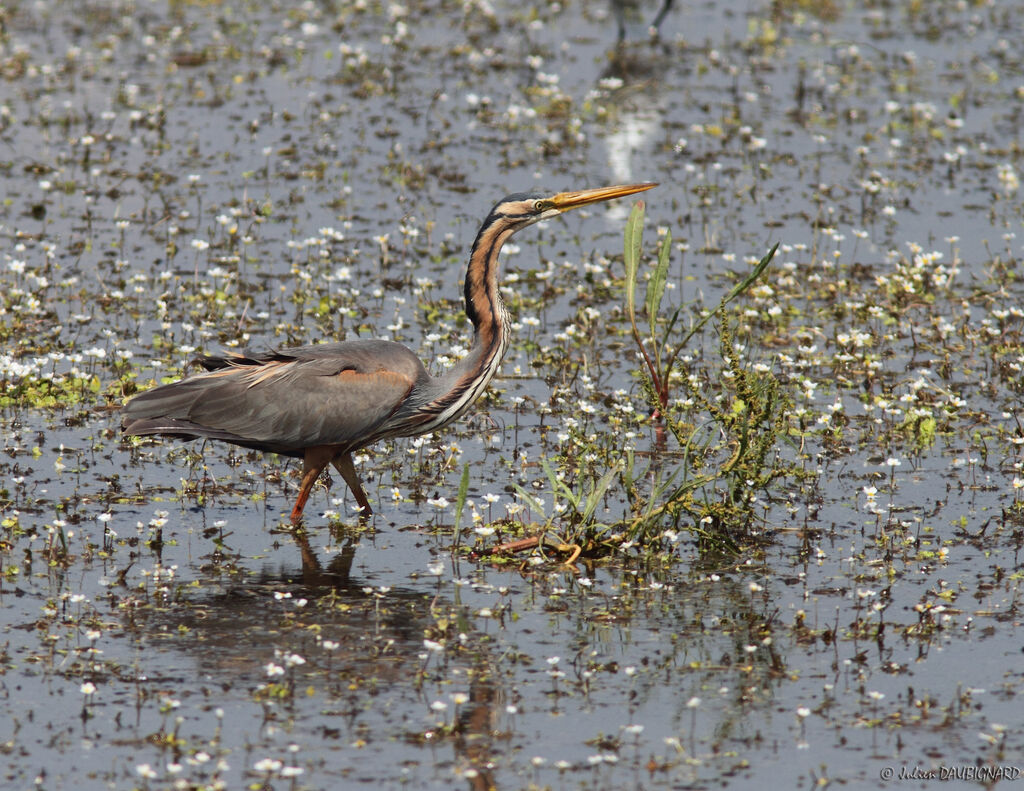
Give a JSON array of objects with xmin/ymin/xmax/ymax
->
[
  {"xmin": 332, "ymin": 452, "xmax": 372, "ymax": 516},
  {"xmin": 289, "ymin": 445, "xmax": 338, "ymax": 524}
]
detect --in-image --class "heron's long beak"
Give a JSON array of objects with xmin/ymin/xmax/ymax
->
[{"xmin": 551, "ymin": 182, "xmax": 658, "ymax": 212}]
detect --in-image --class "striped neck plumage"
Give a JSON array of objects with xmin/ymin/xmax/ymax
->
[
  {"xmin": 416, "ymin": 211, "xmax": 520, "ymax": 430},
  {"xmin": 463, "ymin": 211, "xmax": 518, "ymax": 363}
]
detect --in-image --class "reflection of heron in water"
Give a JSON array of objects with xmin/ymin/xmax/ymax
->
[
  {"xmin": 139, "ymin": 531, "xmax": 507, "ymax": 791},
  {"xmin": 611, "ymin": 0, "xmax": 676, "ymax": 42}
]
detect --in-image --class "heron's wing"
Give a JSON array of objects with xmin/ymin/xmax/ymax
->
[{"xmin": 122, "ymin": 341, "xmax": 429, "ymax": 454}]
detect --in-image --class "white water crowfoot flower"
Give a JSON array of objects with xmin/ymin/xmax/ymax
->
[
  {"xmin": 265, "ymin": 663, "xmax": 285, "ymax": 678},
  {"xmin": 136, "ymin": 764, "xmax": 158, "ymax": 779}
]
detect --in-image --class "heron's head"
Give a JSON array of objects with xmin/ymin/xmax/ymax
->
[
  {"xmin": 464, "ymin": 181, "xmax": 658, "ymax": 328},
  {"xmin": 486, "ymin": 182, "xmax": 658, "ymax": 229}
]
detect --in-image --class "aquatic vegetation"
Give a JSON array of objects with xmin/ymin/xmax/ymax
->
[
  {"xmin": 492, "ymin": 206, "xmax": 796, "ymax": 560},
  {"xmin": 2, "ymin": 1, "xmax": 1024, "ymax": 789},
  {"xmin": 619, "ymin": 206, "xmax": 793, "ymax": 546}
]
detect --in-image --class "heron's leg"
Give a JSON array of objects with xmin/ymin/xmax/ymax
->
[
  {"xmin": 290, "ymin": 446, "xmax": 336, "ymax": 525},
  {"xmin": 332, "ymin": 452, "xmax": 373, "ymax": 515},
  {"xmin": 651, "ymin": 0, "xmax": 675, "ymax": 34}
]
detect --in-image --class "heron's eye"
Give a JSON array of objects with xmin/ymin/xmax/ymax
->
[{"xmin": 532, "ymin": 200, "xmax": 545, "ymax": 212}]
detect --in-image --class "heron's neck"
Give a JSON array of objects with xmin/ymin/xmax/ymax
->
[
  {"xmin": 423, "ymin": 221, "xmax": 515, "ymax": 427},
  {"xmin": 460, "ymin": 221, "xmax": 514, "ymax": 379}
]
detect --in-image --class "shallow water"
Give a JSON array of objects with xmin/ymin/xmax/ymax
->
[{"xmin": 2, "ymin": 1, "xmax": 1023, "ymax": 789}]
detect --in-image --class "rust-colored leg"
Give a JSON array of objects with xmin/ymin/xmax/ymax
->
[
  {"xmin": 290, "ymin": 446, "xmax": 336, "ymax": 525},
  {"xmin": 332, "ymin": 452, "xmax": 372, "ymax": 515}
]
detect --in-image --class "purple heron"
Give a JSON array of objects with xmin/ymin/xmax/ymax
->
[{"xmin": 122, "ymin": 182, "xmax": 657, "ymax": 523}]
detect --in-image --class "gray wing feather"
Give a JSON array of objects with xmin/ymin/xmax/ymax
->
[{"xmin": 122, "ymin": 340, "xmax": 430, "ymax": 454}]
